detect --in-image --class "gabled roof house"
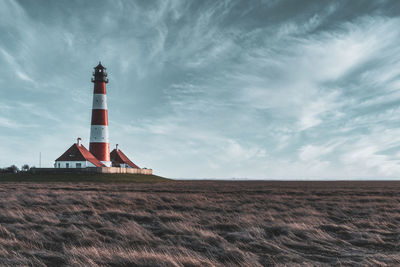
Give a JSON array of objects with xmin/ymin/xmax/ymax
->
[
  {"xmin": 55, "ymin": 138, "xmax": 106, "ymax": 168},
  {"xmin": 110, "ymin": 145, "xmax": 140, "ymax": 168}
]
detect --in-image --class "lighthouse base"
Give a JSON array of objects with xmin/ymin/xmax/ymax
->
[{"xmin": 101, "ymin": 161, "xmax": 112, "ymax": 167}]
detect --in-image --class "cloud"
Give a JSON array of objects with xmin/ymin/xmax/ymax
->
[
  {"xmin": 298, "ymin": 91, "xmax": 342, "ymax": 130},
  {"xmin": 339, "ymin": 128, "xmax": 400, "ymax": 177},
  {"xmin": 16, "ymin": 71, "xmax": 34, "ymax": 82},
  {"xmin": 299, "ymin": 144, "xmax": 334, "ymax": 162},
  {"xmin": 1, "ymin": 1, "xmax": 400, "ymax": 179},
  {"xmin": 0, "ymin": 116, "xmax": 25, "ymax": 129},
  {"xmin": 0, "ymin": 47, "xmax": 35, "ymax": 84}
]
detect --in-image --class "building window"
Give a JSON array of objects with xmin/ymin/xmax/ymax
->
[
  {"xmin": 76, "ymin": 163, "xmax": 82, "ymax": 168},
  {"xmin": 58, "ymin": 163, "xmax": 60, "ymax": 168},
  {"xmin": 66, "ymin": 163, "xmax": 69, "ymax": 168}
]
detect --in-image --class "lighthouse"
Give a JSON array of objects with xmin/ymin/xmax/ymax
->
[
  {"xmin": 54, "ymin": 62, "xmax": 152, "ymax": 174},
  {"xmin": 89, "ymin": 62, "xmax": 111, "ymax": 167}
]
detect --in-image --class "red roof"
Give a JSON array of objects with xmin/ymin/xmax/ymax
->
[
  {"xmin": 55, "ymin": 144, "xmax": 105, "ymax": 167},
  {"xmin": 110, "ymin": 149, "xmax": 140, "ymax": 169}
]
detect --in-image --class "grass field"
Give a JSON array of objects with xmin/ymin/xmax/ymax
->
[{"xmin": 0, "ymin": 180, "xmax": 399, "ymax": 266}]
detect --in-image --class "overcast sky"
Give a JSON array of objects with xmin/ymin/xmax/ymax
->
[{"xmin": 1, "ymin": 0, "xmax": 400, "ymax": 179}]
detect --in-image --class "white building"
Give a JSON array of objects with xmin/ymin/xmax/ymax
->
[{"xmin": 55, "ymin": 138, "xmax": 106, "ymax": 168}]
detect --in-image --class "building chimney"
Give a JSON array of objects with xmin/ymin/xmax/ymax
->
[
  {"xmin": 77, "ymin": 137, "xmax": 82, "ymax": 146},
  {"xmin": 116, "ymin": 144, "xmax": 119, "ymax": 151}
]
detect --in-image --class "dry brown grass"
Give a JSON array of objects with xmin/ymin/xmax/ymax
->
[{"xmin": 0, "ymin": 181, "xmax": 399, "ymax": 266}]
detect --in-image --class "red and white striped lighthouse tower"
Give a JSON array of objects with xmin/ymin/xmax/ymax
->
[{"xmin": 89, "ymin": 62, "xmax": 111, "ymax": 167}]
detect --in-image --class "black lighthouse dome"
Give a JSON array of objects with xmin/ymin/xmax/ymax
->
[{"xmin": 92, "ymin": 61, "xmax": 108, "ymax": 83}]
